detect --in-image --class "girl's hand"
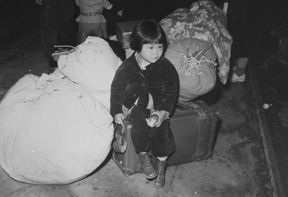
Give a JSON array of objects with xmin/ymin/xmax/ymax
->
[
  {"xmin": 151, "ymin": 110, "xmax": 169, "ymax": 127},
  {"xmin": 117, "ymin": 9, "xmax": 123, "ymax": 17},
  {"xmin": 122, "ymin": 105, "xmax": 133, "ymax": 118},
  {"xmin": 114, "ymin": 113, "xmax": 125, "ymax": 125}
]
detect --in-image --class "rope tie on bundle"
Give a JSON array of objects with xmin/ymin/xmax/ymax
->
[{"xmin": 182, "ymin": 45, "xmax": 217, "ymax": 76}]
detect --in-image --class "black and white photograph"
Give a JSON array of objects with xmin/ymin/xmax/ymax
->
[{"xmin": 0, "ymin": 0, "xmax": 287, "ymax": 196}]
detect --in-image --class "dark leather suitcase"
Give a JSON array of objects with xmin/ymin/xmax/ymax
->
[
  {"xmin": 112, "ymin": 101, "xmax": 218, "ymax": 175},
  {"xmin": 168, "ymin": 101, "xmax": 218, "ymax": 165}
]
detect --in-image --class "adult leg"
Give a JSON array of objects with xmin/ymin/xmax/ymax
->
[
  {"xmin": 39, "ymin": 4, "xmax": 58, "ymax": 68},
  {"xmin": 228, "ymin": 0, "xmax": 254, "ymax": 83},
  {"xmin": 56, "ymin": 0, "xmax": 76, "ymax": 46},
  {"xmin": 89, "ymin": 23, "xmax": 108, "ymax": 38},
  {"xmin": 58, "ymin": 20, "xmax": 76, "ymax": 47},
  {"xmin": 78, "ymin": 22, "xmax": 91, "ymax": 44}
]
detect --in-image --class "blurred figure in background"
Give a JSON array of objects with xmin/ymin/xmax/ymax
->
[
  {"xmin": 217, "ymin": 0, "xmax": 260, "ymax": 83},
  {"xmin": 227, "ymin": 0, "xmax": 254, "ymax": 83},
  {"xmin": 35, "ymin": 0, "xmax": 77, "ymax": 68},
  {"xmin": 75, "ymin": 0, "xmax": 113, "ymax": 44},
  {"xmin": 214, "ymin": 0, "xmax": 281, "ymax": 83}
]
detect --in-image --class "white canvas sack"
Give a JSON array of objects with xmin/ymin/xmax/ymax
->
[
  {"xmin": 58, "ymin": 36, "xmax": 122, "ymax": 109},
  {"xmin": 0, "ymin": 36, "xmax": 120, "ymax": 184},
  {"xmin": 0, "ymin": 71, "xmax": 114, "ymax": 184}
]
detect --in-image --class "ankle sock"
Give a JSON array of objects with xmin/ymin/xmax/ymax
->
[{"xmin": 157, "ymin": 156, "xmax": 167, "ymax": 161}]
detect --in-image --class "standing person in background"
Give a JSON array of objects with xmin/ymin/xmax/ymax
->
[
  {"xmin": 103, "ymin": 0, "xmax": 124, "ymax": 35},
  {"xmin": 110, "ymin": 20, "xmax": 179, "ymax": 188},
  {"xmin": 117, "ymin": 0, "xmax": 180, "ymax": 21},
  {"xmin": 228, "ymin": 0, "xmax": 251, "ymax": 83},
  {"xmin": 75, "ymin": 0, "xmax": 113, "ymax": 44},
  {"xmin": 214, "ymin": 0, "xmax": 271, "ymax": 83},
  {"xmin": 225, "ymin": 0, "xmax": 257, "ymax": 83},
  {"xmin": 35, "ymin": 0, "xmax": 77, "ymax": 68}
]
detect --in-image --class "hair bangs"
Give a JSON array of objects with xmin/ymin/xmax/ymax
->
[
  {"xmin": 130, "ymin": 20, "xmax": 167, "ymax": 52},
  {"xmin": 142, "ymin": 24, "xmax": 165, "ymax": 44}
]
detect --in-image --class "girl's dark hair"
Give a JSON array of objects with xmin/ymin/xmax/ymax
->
[{"xmin": 129, "ymin": 20, "xmax": 168, "ymax": 52}]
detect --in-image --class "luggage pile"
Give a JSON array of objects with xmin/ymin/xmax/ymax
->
[
  {"xmin": 160, "ymin": 0, "xmax": 232, "ymax": 101},
  {"xmin": 165, "ymin": 38, "xmax": 217, "ymax": 101},
  {"xmin": 113, "ymin": 101, "xmax": 219, "ymax": 176},
  {"xmin": 112, "ymin": 1, "xmax": 226, "ymax": 176},
  {"xmin": 0, "ymin": 37, "xmax": 121, "ymax": 184}
]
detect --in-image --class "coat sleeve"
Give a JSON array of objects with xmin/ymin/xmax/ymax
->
[
  {"xmin": 158, "ymin": 59, "xmax": 179, "ymax": 116},
  {"xmin": 110, "ymin": 66, "xmax": 127, "ymax": 117}
]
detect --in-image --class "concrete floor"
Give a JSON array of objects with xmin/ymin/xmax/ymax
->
[
  {"xmin": 251, "ymin": 52, "xmax": 288, "ymax": 197},
  {"xmin": 0, "ymin": 30, "xmax": 274, "ymax": 197}
]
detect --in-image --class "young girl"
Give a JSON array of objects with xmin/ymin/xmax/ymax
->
[
  {"xmin": 110, "ymin": 20, "xmax": 179, "ymax": 188},
  {"xmin": 75, "ymin": 0, "xmax": 113, "ymax": 43}
]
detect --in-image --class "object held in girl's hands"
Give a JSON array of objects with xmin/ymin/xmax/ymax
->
[{"xmin": 146, "ymin": 113, "xmax": 160, "ymax": 127}]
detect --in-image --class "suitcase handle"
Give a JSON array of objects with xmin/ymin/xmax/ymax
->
[{"xmin": 112, "ymin": 124, "xmax": 127, "ymax": 153}]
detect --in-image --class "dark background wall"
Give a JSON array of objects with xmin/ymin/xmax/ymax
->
[{"xmin": 0, "ymin": 0, "xmax": 286, "ymax": 50}]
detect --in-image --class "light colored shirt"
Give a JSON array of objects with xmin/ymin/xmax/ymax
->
[{"xmin": 75, "ymin": 0, "xmax": 112, "ymax": 23}]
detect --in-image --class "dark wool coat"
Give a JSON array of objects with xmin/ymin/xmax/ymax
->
[{"xmin": 110, "ymin": 53, "xmax": 179, "ymax": 117}]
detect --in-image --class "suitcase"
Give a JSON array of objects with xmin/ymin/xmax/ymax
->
[
  {"xmin": 112, "ymin": 101, "xmax": 218, "ymax": 176},
  {"xmin": 168, "ymin": 101, "xmax": 218, "ymax": 165}
]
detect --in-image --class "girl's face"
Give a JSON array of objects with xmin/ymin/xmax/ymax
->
[{"xmin": 139, "ymin": 43, "xmax": 163, "ymax": 64}]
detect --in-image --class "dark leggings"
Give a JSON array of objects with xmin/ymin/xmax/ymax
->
[{"xmin": 128, "ymin": 105, "xmax": 175, "ymax": 157}]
